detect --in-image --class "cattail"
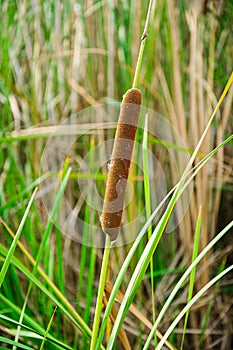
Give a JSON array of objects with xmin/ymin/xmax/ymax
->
[{"xmin": 101, "ymin": 88, "xmax": 142, "ymax": 241}]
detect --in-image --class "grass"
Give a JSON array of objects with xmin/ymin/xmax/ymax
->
[
  {"xmin": 180, "ymin": 207, "xmax": 202, "ymax": 350},
  {"xmin": 0, "ymin": 0, "xmax": 233, "ymax": 349}
]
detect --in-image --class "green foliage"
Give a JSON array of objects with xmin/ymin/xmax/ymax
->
[{"xmin": 0, "ymin": 0, "xmax": 232, "ymax": 349}]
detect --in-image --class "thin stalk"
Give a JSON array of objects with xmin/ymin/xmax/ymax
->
[
  {"xmin": 132, "ymin": 0, "xmax": 154, "ymax": 88},
  {"xmin": 142, "ymin": 115, "xmax": 156, "ymax": 340},
  {"xmin": 39, "ymin": 307, "xmax": 57, "ymax": 350},
  {"xmin": 180, "ymin": 207, "xmax": 202, "ymax": 350},
  {"xmin": 198, "ymin": 261, "xmax": 225, "ymax": 349},
  {"xmin": 90, "ymin": 235, "xmax": 111, "ymax": 350},
  {"xmin": 0, "ymin": 187, "xmax": 37, "ymax": 289}
]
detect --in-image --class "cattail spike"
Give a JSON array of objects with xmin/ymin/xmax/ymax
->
[{"xmin": 101, "ymin": 88, "xmax": 142, "ymax": 241}]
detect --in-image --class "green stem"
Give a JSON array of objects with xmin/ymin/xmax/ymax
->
[
  {"xmin": 90, "ymin": 235, "xmax": 111, "ymax": 350},
  {"xmin": 93, "ymin": 2, "xmax": 154, "ymax": 348},
  {"xmin": 142, "ymin": 115, "xmax": 157, "ymax": 345},
  {"xmin": 132, "ymin": 0, "xmax": 154, "ymax": 88}
]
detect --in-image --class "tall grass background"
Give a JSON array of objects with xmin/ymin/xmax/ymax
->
[{"xmin": 0, "ymin": 0, "xmax": 232, "ymax": 349}]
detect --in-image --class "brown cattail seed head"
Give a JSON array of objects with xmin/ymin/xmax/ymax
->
[{"xmin": 101, "ymin": 88, "xmax": 142, "ymax": 241}]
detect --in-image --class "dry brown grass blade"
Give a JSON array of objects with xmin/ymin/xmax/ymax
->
[
  {"xmin": 105, "ymin": 281, "xmax": 177, "ymax": 350},
  {"xmin": 197, "ymin": 5, "xmax": 218, "ymax": 300},
  {"xmin": 103, "ymin": 294, "xmax": 131, "ymax": 350},
  {"xmin": 211, "ymin": 83, "xmax": 233, "ymax": 234},
  {"xmin": 10, "ymin": 123, "xmax": 115, "ymax": 138},
  {"xmin": 69, "ymin": 79, "xmax": 99, "ymax": 106},
  {"xmin": 186, "ymin": 6, "xmax": 203, "ymax": 346},
  {"xmin": 166, "ymin": 0, "xmax": 187, "ymax": 147},
  {"xmin": 106, "ymin": 2, "xmax": 115, "ymax": 99},
  {"xmin": 156, "ymin": 64, "xmax": 194, "ymax": 250},
  {"xmin": 26, "ymin": 48, "xmax": 110, "ymax": 63},
  {"xmin": 166, "ymin": 0, "xmax": 196, "ymax": 253}
]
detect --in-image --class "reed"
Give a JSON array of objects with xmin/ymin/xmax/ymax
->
[
  {"xmin": 101, "ymin": 88, "xmax": 142, "ymax": 241},
  {"xmin": 90, "ymin": 2, "xmax": 153, "ymax": 348}
]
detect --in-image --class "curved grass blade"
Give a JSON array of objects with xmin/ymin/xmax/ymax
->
[
  {"xmin": 180, "ymin": 207, "xmax": 202, "ymax": 349},
  {"xmin": 0, "ymin": 173, "xmax": 49, "ymax": 214},
  {"xmin": 154, "ymin": 264, "xmax": 233, "ymax": 350},
  {"xmin": 0, "ymin": 187, "xmax": 37, "ymax": 289},
  {"xmin": 0, "ymin": 302, "xmax": 72, "ymax": 350},
  {"xmin": 39, "ymin": 307, "xmax": 57, "ymax": 350},
  {"xmin": 90, "ymin": 235, "xmax": 111, "ymax": 350},
  {"xmin": 0, "ymin": 244, "xmax": 106, "ymax": 349},
  {"xmin": 142, "ymin": 220, "xmax": 233, "ymax": 349},
  {"xmin": 142, "ymin": 114, "xmax": 156, "ymax": 345},
  {"xmin": 0, "ymin": 337, "xmax": 36, "ymax": 350}
]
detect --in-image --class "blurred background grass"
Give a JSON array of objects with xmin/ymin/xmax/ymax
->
[{"xmin": 0, "ymin": 0, "xmax": 232, "ymax": 349}]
